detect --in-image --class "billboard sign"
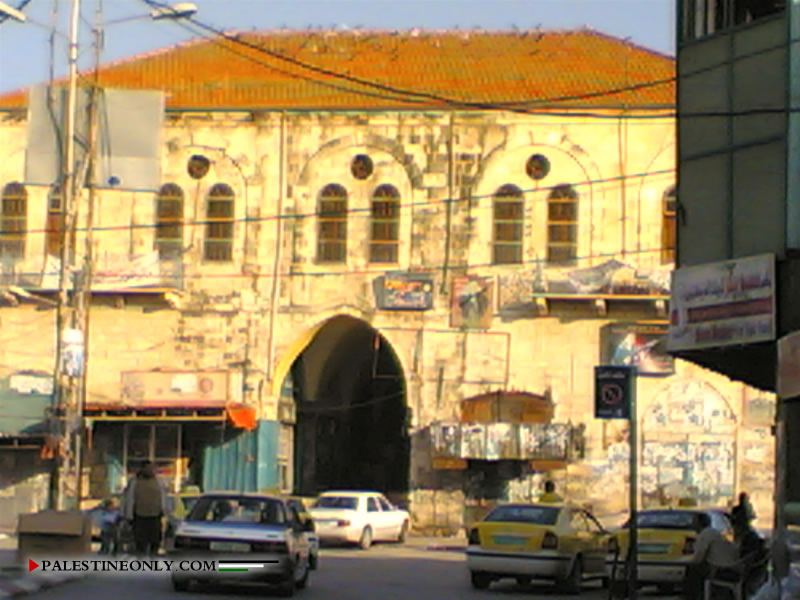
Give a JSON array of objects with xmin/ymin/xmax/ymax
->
[
  {"xmin": 601, "ymin": 323, "xmax": 674, "ymax": 376},
  {"xmin": 668, "ymin": 254, "xmax": 776, "ymax": 352},
  {"xmin": 373, "ymin": 273, "xmax": 434, "ymax": 311},
  {"xmin": 779, "ymin": 331, "xmax": 800, "ymax": 398}
]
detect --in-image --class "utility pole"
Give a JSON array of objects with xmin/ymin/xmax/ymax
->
[{"xmin": 52, "ymin": 0, "xmax": 82, "ymax": 511}]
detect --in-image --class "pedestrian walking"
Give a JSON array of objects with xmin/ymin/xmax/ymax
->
[{"xmin": 121, "ymin": 461, "xmax": 169, "ymax": 557}]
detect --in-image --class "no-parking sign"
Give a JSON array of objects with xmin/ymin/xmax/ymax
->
[{"xmin": 594, "ymin": 365, "xmax": 635, "ymax": 419}]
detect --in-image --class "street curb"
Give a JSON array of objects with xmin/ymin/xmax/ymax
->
[
  {"xmin": 424, "ymin": 545, "xmax": 466, "ymax": 552},
  {"xmin": 0, "ymin": 571, "xmax": 88, "ymax": 599}
]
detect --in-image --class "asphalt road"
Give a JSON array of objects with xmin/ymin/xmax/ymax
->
[{"xmin": 29, "ymin": 544, "xmax": 682, "ymax": 600}]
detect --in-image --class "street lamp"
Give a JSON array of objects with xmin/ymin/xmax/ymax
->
[{"xmin": 0, "ymin": 0, "xmax": 198, "ymax": 511}]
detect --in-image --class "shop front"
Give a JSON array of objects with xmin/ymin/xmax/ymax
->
[{"xmin": 83, "ymin": 369, "xmax": 254, "ymax": 499}]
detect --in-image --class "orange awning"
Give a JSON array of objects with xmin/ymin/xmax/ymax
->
[{"xmin": 226, "ymin": 405, "xmax": 257, "ymax": 431}]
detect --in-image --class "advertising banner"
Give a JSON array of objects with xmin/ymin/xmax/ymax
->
[
  {"xmin": 601, "ymin": 323, "xmax": 674, "ymax": 376},
  {"xmin": 373, "ymin": 273, "xmax": 434, "ymax": 311},
  {"xmin": 668, "ymin": 254, "xmax": 775, "ymax": 351}
]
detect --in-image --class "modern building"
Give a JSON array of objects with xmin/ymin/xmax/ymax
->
[
  {"xmin": 0, "ymin": 28, "xmax": 775, "ymax": 530},
  {"xmin": 672, "ymin": 0, "xmax": 790, "ymax": 499}
]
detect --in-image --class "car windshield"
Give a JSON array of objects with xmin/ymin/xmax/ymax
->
[
  {"xmin": 313, "ymin": 496, "xmax": 358, "ymax": 510},
  {"xmin": 187, "ymin": 497, "xmax": 287, "ymax": 525},
  {"xmin": 484, "ymin": 505, "xmax": 560, "ymax": 525},
  {"xmin": 630, "ymin": 511, "xmax": 702, "ymax": 531}
]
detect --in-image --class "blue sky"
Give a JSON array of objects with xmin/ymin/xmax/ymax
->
[{"xmin": 0, "ymin": 0, "xmax": 674, "ymax": 94}]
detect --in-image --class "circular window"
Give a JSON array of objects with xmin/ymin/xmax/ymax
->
[
  {"xmin": 526, "ymin": 154, "xmax": 551, "ymax": 181},
  {"xmin": 351, "ymin": 154, "xmax": 374, "ymax": 180},
  {"xmin": 187, "ymin": 154, "xmax": 211, "ymax": 180}
]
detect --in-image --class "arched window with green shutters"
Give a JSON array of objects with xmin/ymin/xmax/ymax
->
[
  {"xmin": 492, "ymin": 184, "xmax": 524, "ymax": 265},
  {"xmin": 204, "ymin": 183, "xmax": 235, "ymax": 262},
  {"xmin": 369, "ymin": 184, "xmax": 400, "ymax": 263},
  {"xmin": 155, "ymin": 183, "xmax": 184, "ymax": 260},
  {"xmin": 317, "ymin": 184, "xmax": 348, "ymax": 263},
  {"xmin": 546, "ymin": 184, "xmax": 578, "ymax": 266}
]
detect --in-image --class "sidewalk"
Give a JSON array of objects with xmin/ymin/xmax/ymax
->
[{"xmin": 0, "ymin": 535, "xmax": 88, "ymax": 599}]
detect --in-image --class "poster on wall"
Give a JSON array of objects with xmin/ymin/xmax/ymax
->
[
  {"xmin": 431, "ymin": 422, "xmax": 461, "ymax": 458},
  {"xmin": 460, "ymin": 424, "xmax": 486, "ymax": 459},
  {"xmin": 451, "ymin": 276, "xmax": 494, "ymax": 329},
  {"xmin": 373, "ymin": 273, "xmax": 434, "ymax": 311},
  {"xmin": 601, "ymin": 323, "xmax": 674, "ymax": 376},
  {"xmin": 485, "ymin": 423, "xmax": 518, "ymax": 460}
]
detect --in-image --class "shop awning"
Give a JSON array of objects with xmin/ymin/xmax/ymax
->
[{"xmin": 226, "ymin": 405, "xmax": 257, "ymax": 431}]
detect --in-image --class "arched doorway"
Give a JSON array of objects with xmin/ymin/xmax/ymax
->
[
  {"xmin": 641, "ymin": 378, "xmax": 737, "ymax": 507},
  {"xmin": 286, "ymin": 315, "xmax": 408, "ymax": 496}
]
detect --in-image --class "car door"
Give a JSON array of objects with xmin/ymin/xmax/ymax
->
[
  {"xmin": 365, "ymin": 496, "xmax": 385, "ymax": 539},
  {"xmin": 287, "ymin": 503, "xmax": 310, "ymax": 564},
  {"xmin": 377, "ymin": 495, "xmax": 402, "ymax": 538},
  {"xmin": 583, "ymin": 510, "xmax": 609, "ymax": 576}
]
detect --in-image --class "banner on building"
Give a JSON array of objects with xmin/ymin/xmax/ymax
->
[
  {"xmin": 668, "ymin": 254, "xmax": 776, "ymax": 351},
  {"xmin": 451, "ymin": 276, "xmax": 494, "ymax": 329},
  {"xmin": 61, "ymin": 328, "xmax": 85, "ymax": 378},
  {"xmin": 601, "ymin": 323, "xmax": 674, "ymax": 376},
  {"xmin": 779, "ymin": 331, "xmax": 800, "ymax": 398},
  {"xmin": 117, "ymin": 370, "xmax": 230, "ymax": 408},
  {"xmin": 373, "ymin": 273, "xmax": 434, "ymax": 311}
]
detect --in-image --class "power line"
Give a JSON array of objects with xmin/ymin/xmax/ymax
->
[
  {"xmin": 139, "ymin": 0, "xmax": 676, "ymax": 119},
  {"xmin": 1, "ymin": 243, "xmax": 674, "ymax": 281},
  {"xmin": 0, "ymin": 166, "xmax": 675, "ymax": 237}
]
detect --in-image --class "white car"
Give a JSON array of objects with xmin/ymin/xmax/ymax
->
[
  {"xmin": 309, "ymin": 491, "xmax": 410, "ymax": 549},
  {"xmin": 170, "ymin": 492, "xmax": 313, "ymax": 597}
]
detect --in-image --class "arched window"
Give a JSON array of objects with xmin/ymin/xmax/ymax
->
[
  {"xmin": 204, "ymin": 183, "xmax": 234, "ymax": 262},
  {"xmin": 0, "ymin": 182, "xmax": 27, "ymax": 259},
  {"xmin": 492, "ymin": 184, "xmax": 524, "ymax": 265},
  {"xmin": 661, "ymin": 186, "xmax": 677, "ymax": 264},
  {"xmin": 317, "ymin": 184, "xmax": 348, "ymax": 263},
  {"xmin": 369, "ymin": 184, "xmax": 400, "ymax": 263},
  {"xmin": 155, "ymin": 183, "xmax": 184, "ymax": 260},
  {"xmin": 547, "ymin": 184, "xmax": 578, "ymax": 265},
  {"xmin": 46, "ymin": 185, "xmax": 66, "ymax": 257}
]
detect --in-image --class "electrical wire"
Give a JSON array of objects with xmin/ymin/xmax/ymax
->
[
  {"xmin": 139, "ymin": 0, "xmax": 677, "ymax": 119},
  {"xmin": 296, "ymin": 389, "xmax": 406, "ymax": 413},
  {"xmin": 0, "ymin": 166, "xmax": 675, "ymax": 237},
  {"xmin": 0, "ymin": 243, "xmax": 675, "ymax": 281}
]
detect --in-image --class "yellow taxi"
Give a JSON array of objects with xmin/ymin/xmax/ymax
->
[
  {"xmin": 605, "ymin": 507, "xmax": 734, "ymax": 593},
  {"xmin": 466, "ymin": 503, "xmax": 610, "ymax": 594}
]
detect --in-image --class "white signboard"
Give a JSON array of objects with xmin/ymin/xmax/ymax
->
[
  {"xmin": 668, "ymin": 254, "xmax": 775, "ymax": 352},
  {"xmin": 779, "ymin": 332, "xmax": 800, "ymax": 398}
]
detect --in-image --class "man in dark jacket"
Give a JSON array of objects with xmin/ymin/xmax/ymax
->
[{"xmin": 121, "ymin": 461, "xmax": 169, "ymax": 557}]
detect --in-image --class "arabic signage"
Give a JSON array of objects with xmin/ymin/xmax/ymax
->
[
  {"xmin": 39, "ymin": 252, "xmax": 178, "ymax": 291},
  {"xmin": 601, "ymin": 323, "xmax": 674, "ymax": 376},
  {"xmin": 668, "ymin": 254, "xmax": 775, "ymax": 352},
  {"xmin": 373, "ymin": 273, "xmax": 434, "ymax": 311}
]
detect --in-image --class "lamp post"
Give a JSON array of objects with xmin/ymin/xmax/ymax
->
[{"xmin": 0, "ymin": 0, "xmax": 198, "ymax": 510}]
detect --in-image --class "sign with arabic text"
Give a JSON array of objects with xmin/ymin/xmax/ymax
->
[
  {"xmin": 668, "ymin": 254, "xmax": 775, "ymax": 351},
  {"xmin": 373, "ymin": 273, "xmax": 434, "ymax": 310}
]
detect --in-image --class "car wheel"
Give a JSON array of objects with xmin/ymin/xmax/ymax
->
[
  {"xmin": 559, "ymin": 556, "xmax": 583, "ymax": 595},
  {"xmin": 397, "ymin": 521, "xmax": 409, "ymax": 543},
  {"xmin": 359, "ymin": 526, "xmax": 373, "ymax": 550},
  {"xmin": 294, "ymin": 556, "xmax": 310, "ymax": 590},
  {"xmin": 171, "ymin": 577, "xmax": 190, "ymax": 592},
  {"xmin": 470, "ymin": 571, "xmax": 492, "ymax": 590}
]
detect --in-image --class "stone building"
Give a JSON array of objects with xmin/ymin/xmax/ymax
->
[{"xmin": 0, "ymin": 28, "xmax": 775, "ymax": 531}]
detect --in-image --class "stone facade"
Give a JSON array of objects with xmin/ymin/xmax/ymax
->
[{"xmin": 0, "ymin": 83, "xmax": 775, "ymax": 530}]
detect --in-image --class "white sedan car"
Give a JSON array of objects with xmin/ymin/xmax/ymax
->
[{"xmin": 309, "ymin": 491, "xmax": 410, "ymax": 549}]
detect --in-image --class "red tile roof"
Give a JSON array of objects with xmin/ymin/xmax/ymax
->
[{"xmin": 0, "ymin": 28, "xmax": 675, "ymax": 111}]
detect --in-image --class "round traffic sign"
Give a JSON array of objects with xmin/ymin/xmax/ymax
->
[{"xmin": 601, "ymin": 383, "xmax": 624, "ymax": 405}]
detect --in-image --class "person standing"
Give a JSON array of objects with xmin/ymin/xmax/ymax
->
[{"xmin": 122, "ymin": 461, "xmax": 169, "ymax": 557}]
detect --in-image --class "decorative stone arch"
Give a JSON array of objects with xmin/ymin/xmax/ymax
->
[
  {"xmin": 634, "ymin": 140, "xmax": 676, "ymax": 267},
  {"xmin": 292, "ymin": 135, "xmax": 420, "ymax": 270},
  {"xmin": 270, "ymin": 307, "xmax": 412, "ymax": 399},
  {"xmin": 297, "ymin": 133, "xmax": 422, "ymax": 187},
  {"xmin": 471, "ymin": 142, "xmax": 597, "ymax": 267},
  {"xmin": 641, "ymin": 377, "xmax": 737, "ymax": 508}
]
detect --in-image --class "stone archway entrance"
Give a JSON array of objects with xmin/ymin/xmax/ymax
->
[
  {"xmin": 641, "ymin": 378, "xmax": 737, "ymax": 508},
  {"xmin": 286, "ymin": 315, "xmax": 409, "ymax": 496}
]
